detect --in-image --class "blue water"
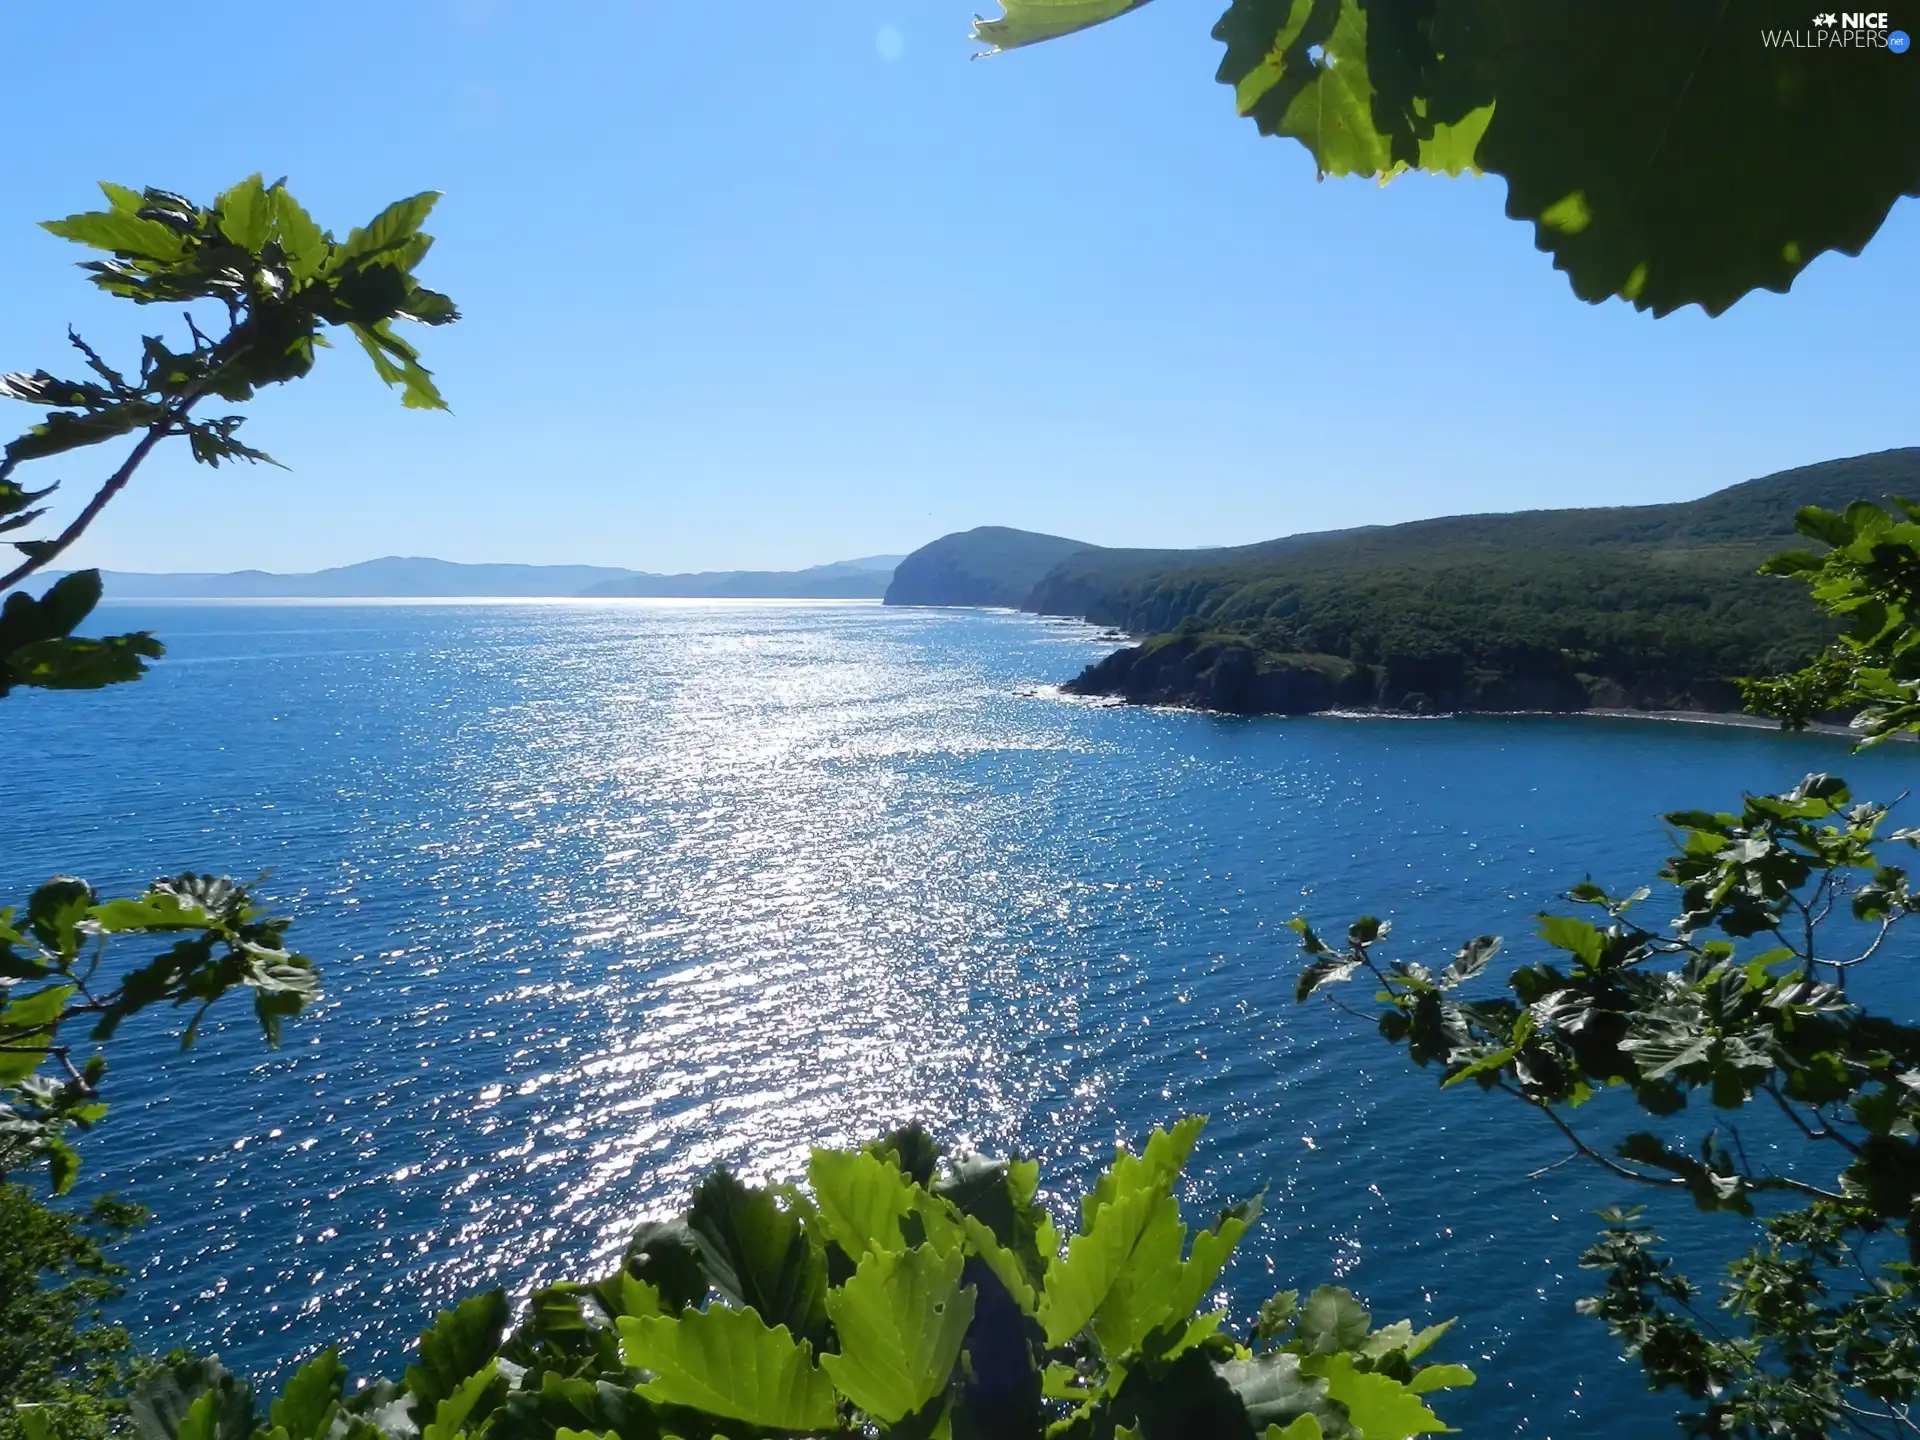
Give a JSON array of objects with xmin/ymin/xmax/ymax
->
[{"xmin": 3, "ymin": 599, "xmax": 1911, "ymax": 1436}]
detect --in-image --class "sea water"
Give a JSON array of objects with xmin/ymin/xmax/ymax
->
[{"xmin": 3, "ymin": 599, "xmax": 1911, "ymax": 1436}]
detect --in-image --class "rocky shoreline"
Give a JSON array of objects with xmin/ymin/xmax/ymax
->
[{"xmin": 1063, "ymin": 632, "xmax": 1753, "ymax": 720}]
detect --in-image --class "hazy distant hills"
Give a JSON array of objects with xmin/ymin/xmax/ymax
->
[
  {"xmin": 578, "ymin": 557, "xmax": 900, "ymax": 599},
  {"xmin": 882, "ymin": 447, "xmax": 1920, "ymax": 717},
  {"xmin": 63, "ymin": 553, "xmax": 905, "ymax": 599}
]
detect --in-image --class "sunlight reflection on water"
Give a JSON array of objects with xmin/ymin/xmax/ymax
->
[{"xmin": 5, "ymin": 599, "xmax": 1910, "ymax": 1437}]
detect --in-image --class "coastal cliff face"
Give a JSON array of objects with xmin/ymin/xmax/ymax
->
[{"xmin": 1064, "ymin": 634, "xmax": 1748, "ymax": 716}]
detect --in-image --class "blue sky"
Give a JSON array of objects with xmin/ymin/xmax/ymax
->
[{"xmin": 2, "ymin": 1, "xmax": 1915, "ymax": 574}]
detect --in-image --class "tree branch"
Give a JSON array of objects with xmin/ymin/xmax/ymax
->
[{"xmin": 0, "ymin": 398, "xmax": 198, "ymax": 592}]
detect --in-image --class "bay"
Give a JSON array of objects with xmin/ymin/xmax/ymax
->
[{"xmin": 3, "ymin": 598, "xmax": 1909, "ymax": 1436}]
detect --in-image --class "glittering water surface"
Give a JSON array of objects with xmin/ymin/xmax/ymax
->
[{"xmin": 5, "ymin": 599, "xmax": 1912, "ymax": 1436}]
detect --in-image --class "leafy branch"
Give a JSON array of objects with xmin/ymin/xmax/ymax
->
[
  {"xmin": 1292, "ymin": 770, "xmax": 1920, "ymax": 1434},
  {"xmin": 0, "ymin": 176, "xmax": 457, "ymax": 695}
]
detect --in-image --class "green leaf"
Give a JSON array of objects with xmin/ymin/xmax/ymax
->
[
  {"xmin": 1039, "ymin": 1118, "xmax": 1208, "ymax": 1348},
  {"xmin": 0, "ymin": 985, "xmax": 72, "ymax": 1084},
  {"xmin": 972, "ymin": 0, "xmax": 1153, "ymax": 52},
  {"xmin": 176, "ymin": 1392, "xmax": 220, "ymax": 1440},
  {"xmin": 46, "ymin": 1137, "xmax": 80, "ymax": 1195},
  {"xmin": 15, "ymin": 1407, "xmax": 53, "ymax": 1440},
  {"xmin": 959, "ymin": 1211, "xmax": 1038, "ymax": 1315},
  {"xmin": 617, "ymin": 1306, "xmax": 835, "ymax": 1430},
  {"xmin": 1297, "ymin": 953, "xmax": 1361, "ymax": 1002},
  {"xmin": 41, "ymin": 208, "xmax": 188, "ymax": 261},
  {"xmin": 269, "ymin": 1351, "xmax": 345, "ymax": 1440},
  {"xmin": 1212, "ymin": 1351, "xmax": 1346, "ymax": 1434},
  {"xmin": 91, "ymin": 890, "xmax": 214, "ymax": 933},
  {"xmin": 1295, "ymin": 1285, "xmax": 1369, "ymax": 1355},
  {"xmin": 349, "ymin": 324, "xmax": 447, "ymax": 411},
  {"xmin": 622, "ymin": 1219, "xmax": 708, "ymax": 1310},
  {"xmin": 821, "ymin": 1243, "xmax": 977, "ymax": 1423},
  {"xmin": 6, "ymin": 405, "xmax": 145, "ymax": 464},
  {"xmin": 421, "ymin": 1363, "xmax": 498, "ymax": 1440},
  {"xmin": 1312, "ymin": 1352, "xmax": 1445, "ymax": 1439},
  {"xmin": 340, "ymin": 192, "xmax": 442, "ymax": 266},
  {"xmin": 1442, "ymin": 935, "xmax": 1499, "ymax": 987},
  {"xmin": 1407, "ymin": 1363, "xmax": 1475, "ymax": 1394},
  {"xmin": 1535, "ymin": 915, "xmax": 1604, "ymax": 967},
  {"xmin": 1215, "ymin": 0, "xmax": 1489, "ymax": 179},
  {"xmin": 98, "ymin": 181, "xmax": 144, "ymax": 213},
  {"xmin": 809, "ymin": 1146, "xmax": 918, "ymax": 1258},
  {"xmin": 405, "ymin": 1291, "xmax": 508, "ymax": 1418},
  {"xmin": 686, "ymin": 1167, "xmax": 829, "ymax": 1346},
  {"xmin": 216, "ymin": 175, "xmax": 273, "ymax": 253},
  {"xmin": 129, "ymin": 1358, "xmax": 253, "ymax": 1440},
  {"xmin": 272, "ymin": 188, "xmax": 332, "ymax": 283}
]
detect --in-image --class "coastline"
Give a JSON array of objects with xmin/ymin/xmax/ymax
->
[{"xmin": 1034, "ymin": 682, "xmax": 1884, "ymax": 741}]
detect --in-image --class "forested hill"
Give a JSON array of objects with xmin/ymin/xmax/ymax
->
[
  {"xmin": 889, "ymin": 447, "xmax": 1920, "ymax": 716},
  {"xmin": 882, "ymin": 526, "xmax": 1096, "ymax": 607},
  {"xmin": 1066, "ymin": 447, "xmax": 1920, "ymax": 716}
]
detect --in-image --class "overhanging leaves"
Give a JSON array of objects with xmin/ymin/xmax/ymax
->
[
  {"xmin": 617, "ymin": 1306, "xmax": 836, "ymax": 1430},
  {"xmin": 821, "ymin": 1242, "xmax": 977, "ymax": 1423}
]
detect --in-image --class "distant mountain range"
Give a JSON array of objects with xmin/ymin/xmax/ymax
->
[
  {"xmin": 55, "ymin": 554, "xmax": 904, "ymax": 599},
  {"xmin": 881, "ymin": 447, "xmax": 1920, "ymax": 718}
]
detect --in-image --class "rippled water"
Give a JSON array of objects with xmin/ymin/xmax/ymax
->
[{"xmin": 4, "ymin": 599, "xmax": 1911, "ymax": 1436}]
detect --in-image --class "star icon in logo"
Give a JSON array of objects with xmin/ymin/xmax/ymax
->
[{"xmin": 1813, "ymin": 11, "xmax": 1837, "ymax": 22}]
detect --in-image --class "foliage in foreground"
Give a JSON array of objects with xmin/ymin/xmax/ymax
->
[
  {"xmin": 0, "ymin": 1185, "xmax": 149, "ymax": 1440},
  {"xmin": 3, "ymin": 175, "xmax": 456, "ymax": 1429},
  {"xmin": 28, "ymin": 1119, "xmax": 1466, "ymax": 1440},
  {"xmin": 976, "ymin": 0, "xmax": 1920, "ymax": 317},
  {"xmin": 1297, "ymin": 746, "xmax": 1920, "ymax": 1431},
  {"xmin": 1747, "ymin": 499, "xmax": 1920, "ymax": 744},
  {"xmin": 2, "ymin": 174, "xmax": 456, "ymax": 695}
]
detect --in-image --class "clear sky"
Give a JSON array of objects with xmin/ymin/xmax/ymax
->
[{"xmin": 2, "ymin": 1, "xmax": 1915, "ymax": 574}]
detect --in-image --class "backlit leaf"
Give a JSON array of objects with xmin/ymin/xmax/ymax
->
[
  {"xmin": 821, "ymin": 1243, "xmax": 977, "ymax": 1423},
  {"xmin": 617, "ymin": 1306, "xmax": 835, "ymax": 1430}
]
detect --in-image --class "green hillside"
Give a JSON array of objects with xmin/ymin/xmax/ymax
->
[
  {"xmin": 883, "ymin": 525, "xmax": 1094, "ymax": 608},
  {"xmin": 919, "ymin": 447, "xmax": 1911, "ymax": 715},
  {"xmin": 1060, "ymin": 448, "xmax": 1920, "ymax": 714}
]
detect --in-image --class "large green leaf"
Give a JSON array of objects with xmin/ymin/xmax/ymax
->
[
  {"xmin": 129, "ymin": 1359, "xmax": 254, "ymax": 1440},
  {"xmin": 422, "ymin": 1363, "xmax": 500, "ymax": 1440},
  {"xmin": 406, "ymin": 1291, "xmax": 509, "ymax": 1418},
  {"xmin": 1038, "ymin": 1117, "xmax": 1235, "ymax": 1351},
  {"xmin": 821, "ymin": 1243, "xmax": 977, "ymax": 1423},
  {"xmin": 216, "ymin": 175, "xmax": 273, "ymax": 254},
  {"xmin": 41, "ymin": 208, "xmax": 188, "ymax": 261},
  {"xmin": 685, "ymin": 1168, "xmax": 828, "ymax": 1345},
  {"xmin": 1212, "ymin": 1352, "xmax": 1350, "ymax": 1436},
  {"xmin": 973, "ymin": 0, "xmax": 1154, "ymax": 51},
  {"xmin": 0, "ymin": 985, "xmax": 71, "ymax": 1083},
  {"xmin": 1447, "ymin": 0, "xmax": 1920, "ymax": 316},
  {"xmin": 340, "ymin": 192, "xmax": 441, "ymax": 267},
  {"xmin": 1214, "ymin": 0, "xmax": 1486, "ymax": 178},
  {"xmin": 272, "ymin": 188, "xmax": 332, "ymax": 282},
  {"xmin": 809, "ymin": 1146, "xmax": 919, "ymax": 1257},
  {"xmin": 1309, "ymin": 1354, "xmax": 1444, "ymax": 1440},
  {"xmin": 267, "ymin": 1350, "xmax": 345, "ymax": 1440},
  {"xmin": 1213, "ymin": 0, "xmax": 1920, "ymax": 315},
  {"xmin": 1294, "ymin": 1287, "xmax": 1370, "ymax": 1355},
  {"xmin": 622, "ymin": 1219, "xmax": 708, "ymax": 1310},
  {"xmin": 617, "ymin": 1306, "xmax": 836, "ymax": 1430}
]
